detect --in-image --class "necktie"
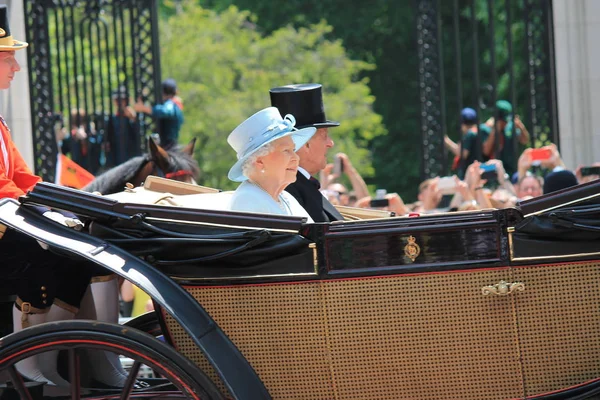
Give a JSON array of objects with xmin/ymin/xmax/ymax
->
[{"xmin": 309, "ymin": 177, "xmax": 321, "ymax": 190}]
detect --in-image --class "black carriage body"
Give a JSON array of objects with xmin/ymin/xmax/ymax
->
[{"xmin": 2, "ymin": 181, "xmax": 600, "ymax": 399}]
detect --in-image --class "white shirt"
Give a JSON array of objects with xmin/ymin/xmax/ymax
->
[
  {"xmin": 296, "ymin": 166, "xmax": 328, "ymax": 199},
  {"xmin": 230, "ymin": 180, "xmax": 314, "ymax": 223},
  {"xmin": 297, "ymin": 166, "xmax": 311, "ymax": 180}
]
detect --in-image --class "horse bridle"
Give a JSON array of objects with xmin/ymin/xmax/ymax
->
[{"xmin": 150, "ymin": 157, "xmax": 194, "ymax": 181}]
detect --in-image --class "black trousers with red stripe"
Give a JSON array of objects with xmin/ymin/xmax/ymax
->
[{"xmin": 0, "ymin": 228, "xmax": 91, "ymax": 311}]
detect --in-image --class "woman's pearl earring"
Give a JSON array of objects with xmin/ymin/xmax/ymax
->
[{"xmin": 261, "ymin": 168, "xmax": 265, "ymax": 173}]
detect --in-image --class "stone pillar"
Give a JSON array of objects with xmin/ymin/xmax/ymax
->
[
  {"xmin": 553, "ymin": 0, "xmax": 600, "ymax": 169},
  {"xmin": 0, "ymin": 0, "xmax": 34, "ymax": 170}
]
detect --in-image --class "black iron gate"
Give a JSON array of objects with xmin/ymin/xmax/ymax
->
[
  {"xmin": 416, "ymin": 0, "xmax": 558, "ymax": 179},
  {"xmin": 24, "ymin": 0, "xmax": 161, "ymax": 182}
]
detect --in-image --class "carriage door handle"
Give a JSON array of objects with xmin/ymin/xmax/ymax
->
[{"xmin": 482, "ymin": 281, "xmax": 525, "ymax": 296}]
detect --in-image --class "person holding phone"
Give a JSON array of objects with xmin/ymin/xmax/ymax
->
[
  {"xmin": 412, "ymin": 178, "xmax": 443, "ymax": 213},
  {"xmin": 270, "ymin": 83, "xmax": 344, "ymax": 222},
  {"xmin": 575, "ymin": 163, "xmax": 600, "ymax": 184},
  {"xmin": 480, "ymin": 100, "xmax": 530, "ymax": 176},
  {"xmin": 134, "ymin": 78, "xmax": 183, "ymax": 150},
  {"xmin": 322, "ymin": 153, "xmax": 369, "ymax": 207},
  {"xmin": 444, "ymin": 107, "xmax": 480, "ymax": 179},
  {"xmin": 354, "ymin": 189, "xmax": 408, "ymax": 216},
  {"xmin": 516, "ymin": 144, "xmax": 566, "ymax": 183}
]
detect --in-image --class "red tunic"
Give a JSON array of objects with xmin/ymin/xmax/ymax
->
[{"xmin": 0, "ymin": 116, "xmax": 41, "ymax": 199}]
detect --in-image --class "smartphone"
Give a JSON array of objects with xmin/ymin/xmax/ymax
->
[
  {"xmin": 370, "ymin": 198, "xmax": 389, "ymax": 208},
  {"xmin": 530, "ymin": 148, "xmax": 552, "ymax": 161},
  {"xmin": 333, "ymin": 155, "xmax": 344, "ymax": 176},
  {"xmin": 437, "ymin": 176, "xmax": 457, "ymax": 195},
  {"xmin": 580, "ymin": 166, "xmax": 600, "ymax": 177},
  {"xmin": 480, "ymin": 163, "xmax": 498, "ymax": 182}
]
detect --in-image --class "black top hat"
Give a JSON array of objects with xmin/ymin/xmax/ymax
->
[
  {"xmin": 269, "ymin": 83, "xmax": 340, "ymax": 129},
  {"xmin": 0, "ymin": 6, "xmax": 27, "ymax": 51}
]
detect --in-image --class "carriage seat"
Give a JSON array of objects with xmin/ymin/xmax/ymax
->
[{"xmin": 104, "ymin": 186, "xmax": 235, "ymax": 212}]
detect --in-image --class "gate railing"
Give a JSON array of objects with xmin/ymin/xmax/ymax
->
[
  {"xmin": 24, "ymin": 0, "xmax": 161, "ymax": 182},
  {"xmin": 416, "ymin": 0, "xmax": 558, "ymax": 179}
]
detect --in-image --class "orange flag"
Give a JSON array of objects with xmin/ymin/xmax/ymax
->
[{"xmin": 57, "ymin": 153, "xmax": 95, "ymax": 189}]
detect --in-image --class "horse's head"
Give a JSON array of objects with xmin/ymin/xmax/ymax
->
[
  {"xmin": 83, "ymin": 137, "xmax": 199, "ymax": 195},
  {"xmin": 136, "ymin": 137, "xmax": 199, "ymax": 186}
]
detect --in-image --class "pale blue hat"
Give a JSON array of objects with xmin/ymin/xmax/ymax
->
[{"xmin": 227, "ymin": 107, "xmax": 316, "ymax": 182}]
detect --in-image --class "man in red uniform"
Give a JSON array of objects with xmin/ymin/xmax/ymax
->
[{"xmin": 0, "ymin": 5, "xmax": 91, "ymax": 388}]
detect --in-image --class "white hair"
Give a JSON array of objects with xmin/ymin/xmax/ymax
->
[{"xmin": 241, "ymin": 142, "xmax": 276, "ymax": 178}]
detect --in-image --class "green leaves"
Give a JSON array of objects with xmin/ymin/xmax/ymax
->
[{"xmin": 160, "ymin": 2, "xmax": 385, "ymax": 190}]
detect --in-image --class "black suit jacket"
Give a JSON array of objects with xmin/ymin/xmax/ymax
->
[{"xmin": 285, "ymin": 172, "xmax": 344, "ymax": 223}]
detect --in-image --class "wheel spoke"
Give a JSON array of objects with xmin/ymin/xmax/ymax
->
[
  {"xmin": 7, "ymin": 365, "xmax": 33, "ymax": 400},
  {"xmin": 68, "ymin": 348, "xmax": 81, "ymax": 399},
  {"xmin": 120, "ymin": 360, "xmax": 141, "ymax": 400},
  {"xmin": 0, "ymin": 321, "xmax": 222, "ymax": 399}
]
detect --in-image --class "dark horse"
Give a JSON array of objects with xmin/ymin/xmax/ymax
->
[{"xmin": 83, "ymin": 138, "xmax": 199, "ymax": 195}]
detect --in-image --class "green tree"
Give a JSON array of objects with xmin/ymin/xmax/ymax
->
[
  {"xmin": 160, "ymin": 2, "xmax": 386, "ymax": 190},
  {"xmin": 183, "ymin": 0, "xmax": 421, "ymax": 199},
  {"xmin": 174, "ymin": 0, "xmax": 537, "ymax": 202}
]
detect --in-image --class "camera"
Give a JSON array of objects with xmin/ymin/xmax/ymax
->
[
  {"xmin": 370, "ymin": 189, "xmax": 389, "ymax": 208},
  {"xmin": 530, "ymin": 148, "xmax": 552, "ymax": 164},
  {"xmin": 370, "ymin": 198, "xmax": 389, "ymax": 208},
  {"xmin": 437, "ymin": 176, "xmax": 457, "ymax": 195},
  {"xmin": 480, "ymin": 163, "xmax": 498, "ymax": 182},
  {"xmin": 580, "ymin": 166, "xmax": 600, "ymax": 177},
  {"xmin": 333, "ymin": 155, "xmax": 344, "ymax": 176}
]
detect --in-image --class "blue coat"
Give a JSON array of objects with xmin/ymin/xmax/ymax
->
[{"xmin": 152, "ymin": 98, "xmax": 183, "ymax": 149}]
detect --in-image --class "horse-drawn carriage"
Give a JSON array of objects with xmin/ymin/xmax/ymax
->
[{"xmin": 1, "ymin": 177, "xmax": 600, "ymax": 399}]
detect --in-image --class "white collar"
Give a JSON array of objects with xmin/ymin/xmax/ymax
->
[{"xmin": 297, "ymin": 166, "xmax": 311, "ymax": 180}]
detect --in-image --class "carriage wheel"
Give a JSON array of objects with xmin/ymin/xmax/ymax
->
[
  {"xmin": 124, "ymin": 311, "xmax": 165, "ymax": 379},
  {"xmin": 0, "ymin": 320, "xmax": 224, "ymax": 399},
  {"xmin": 123, "ymin": 310, "xmax": 162, "ymax": 337}
]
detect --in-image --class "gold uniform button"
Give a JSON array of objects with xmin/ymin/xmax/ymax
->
[{"xmin": 41, "ymin": 286, "xmax": 46, "ymax": 291}]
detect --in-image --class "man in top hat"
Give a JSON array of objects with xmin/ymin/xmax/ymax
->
[
  {"xmin": 134, "ymin": 78, "xmax": 184, "ymax": 150},
  {"xmin": 270, "ymin": 83, "xmax": 344, "ymax": 222},
  {"xmin": 481, "ymin": 100, "xmax": 530, "ymax": 176},
  {"xmin": 0, "ymin": 5, "xmax": 93, "ymax": 387},
  {"xmin": 105, "ymin": 85, "xmax": 140, "ymax": 167}
]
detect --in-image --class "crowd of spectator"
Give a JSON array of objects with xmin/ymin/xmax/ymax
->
[
  {"xmin": 54, "ymin": 79, "xmax": 184, "ymax": 176},
  {"xmin": 322, "ymin": 100, "xmax": 593, "ymax": 218}
]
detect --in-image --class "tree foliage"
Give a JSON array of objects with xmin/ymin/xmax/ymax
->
[
  {"xmin": 171, "ymin": 0, "xmax": 537, "ymax": 202},
  {"xmin": 187, "ymin": 0, "xmax": 422, "ymax": 198},
  {"xmin": 159, "ymin": 1, "xmax": 386, "ymax": 190}
]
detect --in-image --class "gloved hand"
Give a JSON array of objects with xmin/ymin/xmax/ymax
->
[{"xmin": 42, "ymin": 210, "xmax": 84, "ymax": 231}]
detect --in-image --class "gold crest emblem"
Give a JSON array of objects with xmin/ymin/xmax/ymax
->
[
  {"xmin": 404, "ymin": 235, "xmax": 420, "ymax": 262},
  {"xmin": 0, "ymin": 28, "xmax": 6, "ymax": 37}
]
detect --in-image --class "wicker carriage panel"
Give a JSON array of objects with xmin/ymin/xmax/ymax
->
[
  {"xmin": 165, "ymin": 282, "xmax": 334, "ymax": 399},
  {"xmin": 321, "ymin": 271, "xmax": 523, "ymax": 400},
  {"xmin": 513, "ymin": 262, "xmax": 600, "ymax": 397},
  {"xmin": 165, "ymin": 269, "xmax": 525, "ymax": 399}
]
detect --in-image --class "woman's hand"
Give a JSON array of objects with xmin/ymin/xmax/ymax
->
[
  {"xmin": 454, "ymin": 175, "xmax": 474, "ymax": 201},
  {"xmin": 540, "ymin": 143, "xmax": 564, "ymax": 170},
  {"xmin": 386, "ymin": 193, "xmax": 408, "ymax": 216},
  {"xmin": 517, "ymin": 148, "xmax": 533, "ymax": 181},
  {"xmin": 465, "ymin": 161, "xmax": 484, "ymax": 191}
]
